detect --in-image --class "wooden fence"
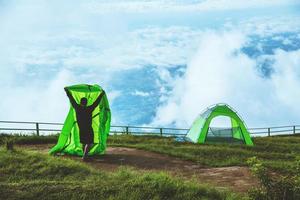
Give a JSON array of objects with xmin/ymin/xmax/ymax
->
[{"xmin": 0, "ymin": 120, "xmax": 299, "ymax": 137}]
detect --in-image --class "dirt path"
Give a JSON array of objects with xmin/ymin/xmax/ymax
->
[{"xmin": 19, "ymin": 144, "xmax": 258, "ymax": 193}]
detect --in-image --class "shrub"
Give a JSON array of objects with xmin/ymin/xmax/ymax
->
[
  {"xmin": 247, "ymin": 157, "xmax": 300, "ymax": 200},
  {"xmin": 4, "ymin": 137, "xmax": 15, "ymax": 151}
]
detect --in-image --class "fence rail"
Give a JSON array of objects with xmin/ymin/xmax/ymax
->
[{"xmin": 0, "ymin": 120, "xmax": 299, "ymax": 137}]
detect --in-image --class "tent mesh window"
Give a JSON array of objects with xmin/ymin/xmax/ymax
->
[{"xmin": 206, "ymin": 127, "xmax": 245, "ymax": 144}]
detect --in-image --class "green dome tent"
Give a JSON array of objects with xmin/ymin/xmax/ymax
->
[
  {"xmin": 49, "ymin": 84, "xmax": 111, "ymax": 156},
  {"xmin": 186, "ymin": 104, "xmax": 253, "ymax": 146}
]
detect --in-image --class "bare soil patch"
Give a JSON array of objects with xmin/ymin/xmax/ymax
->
[{"xmin": 19, "ymin": 144, "xmax": 258, "ymax": 193}]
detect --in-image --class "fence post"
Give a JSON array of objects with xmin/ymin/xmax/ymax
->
[
  {"xmin": 36, "ymin": 123, "xmax": 40, "ymax": 136},
  {"xmin": 160, "ymin": 128, "xmax": 163, "ymax": 136},
  {"xmin": 268, "ymin": 128, "xmax": 270, "ymax": 137},
  {"xmin": 126, "ymin": 126, "xmax": 129, "ymax": 135},
  {"xmin": 293, "ymin": 126, "xmax": 296, "ymax": 134}
]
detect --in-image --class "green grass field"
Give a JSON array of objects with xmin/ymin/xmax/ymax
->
[
  {"xmin": 108, "ymin": 134, "xmax": 300, "ymax": 174},
  {"xmin": 1, "ymin": 133, "xmax": 300, "ymax": 199},
  {"xmin": 0, "ymin": 148, "xmax": 240, "ymax": 200}
]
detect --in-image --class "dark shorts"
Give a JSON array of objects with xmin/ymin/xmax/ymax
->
[{"xmin": 79, "ymin": 129, "xmax": 94, "ymax": 144}]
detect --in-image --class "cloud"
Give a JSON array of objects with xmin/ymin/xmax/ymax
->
[
  {"xmin": 0, "ymin": 24, "xmax": 202, "ymax": 123},
  {"xmin": 237, "ymin": 16, "xmax": 300, "ymax": 36},
  {"xmin": 0, "ymin": 0, "xmax": 299, "ymax": 128},
  {"xmin": 0, "ymin": 69, "xmax": 74, "ymax": 122},
  {"xmin": 0, "ymin": 68, "xmax": 122, "ymax": 123},
  {"xmin": 150, "ymin": 31, "xmax": 300, "ymax": 128},
  {"xmin": 272, "ymin": 49, "xmax": 300, "ymax": 108},
  {"xmin": 131, "ymin": 90, "xmax": 150, "ymax": 97},
  {"xmin": 0, "ymin": 0, "xmax": 203, "ymax": 123},
  {"xmin": 86, "ymin": 0, "xmax": 300, "ymax": 13}
]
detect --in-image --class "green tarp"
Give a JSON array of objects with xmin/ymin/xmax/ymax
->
[
  {"xmin": 49, "ymin": 84, "xmax": 111, "ymax": 156},
  {"xmin": 186, "ymin": 104, "xmax": 253, "ymax": 146}
]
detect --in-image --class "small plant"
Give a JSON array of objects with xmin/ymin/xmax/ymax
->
[
  {"xmin": 247, "ymin": 156, "xmax": 300, "ymax": 200},
  {"xmin": 4, "ymin": 137, "xmax": 15, "ymax": 151},
  {"xmin": 247, "ymin": 157, "xmax": 270, "ymax": 186},
  {"xmin": 295, "ymin": 156, "xmax": 300, "ymax": 173}
]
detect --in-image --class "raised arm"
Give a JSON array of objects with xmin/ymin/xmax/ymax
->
[
  {"xmin": 64, "ymin": 88, "xmax": 79, "ymax": 109},
  {"xmin": 89, "ymin": 91, "xmax": 105, "ymax": 110}
]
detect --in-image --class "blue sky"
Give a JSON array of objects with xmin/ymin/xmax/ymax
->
[{"xmin": 1, "ymin": 0, "xmax": 300, "ymax": 128}]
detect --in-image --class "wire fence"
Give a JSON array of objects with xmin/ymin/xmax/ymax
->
[{"xmin": 0, "ymin": 120, "xmax": 299, "ymax": 137}]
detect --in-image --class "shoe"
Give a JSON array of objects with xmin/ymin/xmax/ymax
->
[{"xmin": 82, "ymin": 156, "xmax": 87, "ymax": 161}]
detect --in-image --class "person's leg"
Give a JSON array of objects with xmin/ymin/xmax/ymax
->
[
  {"xmin": 82, "ymin": 144, "xmax": 85, "ymax": 155},
  {"xmin": 82, "ymin": 143, "xmax": 92, "ymax": 160},
  {"xmin": 82, "ymin": 144, "xmax": 87, "ymax": 160},
  {"xmin": 82, "ymin": 131, "xmax": 94, "ymax": 161}
]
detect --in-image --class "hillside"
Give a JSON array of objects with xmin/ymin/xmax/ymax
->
[{"xmin": 1, "ymin": 134, "xmax": 300, "ymax": 199}]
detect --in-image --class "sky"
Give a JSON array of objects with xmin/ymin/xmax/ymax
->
[{"xmin": 0, "ymin": 0, "xmax": 300, "ymax": 128}]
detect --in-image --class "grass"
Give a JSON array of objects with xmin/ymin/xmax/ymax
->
[
  {"xmin": 0, "ymin": 133, "xmax": 58, "ymax": 145},
  {"xmin": 0, "ymin": 149, "xmax": 240, "ymax": 200},
  {"xmin": 108, "ymin": 134, "xmax": 300, "ymax": 199},
  {"xmin": 108, "ymin": 134, "xmax": 300, "ymax": 174},
  {"xmin": 2, "ymin": 133, "xmax": 300, "ymax": 199},
  {"xmin": 1, "ymin": 133, "xmax": 300, "ymax": 174}
]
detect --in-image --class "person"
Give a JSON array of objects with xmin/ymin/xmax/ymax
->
[{"xmin": 64, "ymin": 87, "xmax": 105, "ymax": 160}]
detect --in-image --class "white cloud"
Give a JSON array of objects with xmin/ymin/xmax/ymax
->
[
  {"xmin": 0, "ymin": 70, "xmax": 74, "ymax": 122},
  {"xmin": 272, "ymin": 49, "xmax": 300, "ymax": 108},
  {"xmin": 0, "ymin": 0, "xmax": 203, "ymax": 123},
  {"xmin": 86, "ymin": 0, "xmax": 299, "ymax": 13},
  {"xmin": 0, "ymin": 0, "xmax": 299, "ymax": 127},
  {"xmin": 0, "ymin": 69, "xmax": 122, "ymax": 123},
  {"xmin": 238, "ymin": 16, "xmax": 300, "ymax": 36},
  {"xmin": 151, "ymin": 31, "xmax": 300, "ymax": 128},
  {"xmin": 3, "ymin": 26, "xmax": 202, "ymax": 73},
  {"xmin": 108, "ymin": 90, "xmax": 122, "ymax": 103},
  {"xmin": 131, "ymin": 90, "xmax": 150, "ymax": 97},
  {"xmin": 282, "ymin": 38, "xmax": 293, "ymax": 46}
]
